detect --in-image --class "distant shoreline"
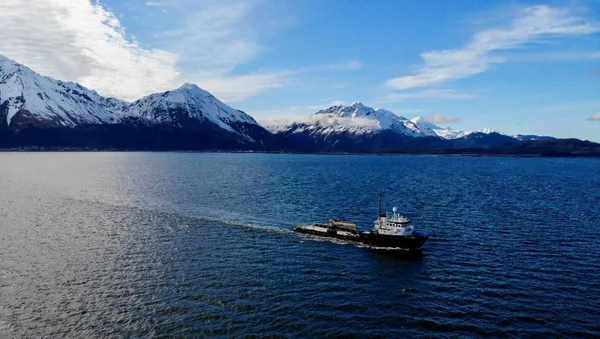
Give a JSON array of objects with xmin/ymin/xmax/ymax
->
[{"xmin": 1, "ymin": 147, "xmax": 599, "ymax": 159}]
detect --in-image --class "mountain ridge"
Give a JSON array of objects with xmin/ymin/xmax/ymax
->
[
  {"xmin": 0, "ymin": 55, "xmax": 275, "ymax": 148},
  {"xmin": 1, "ymin": 55, "xmax": 597, "ymax": 156},
  {"xmin": 0, "ymin": 55, "xmax": 124, "ymax": 129},
  {"xmin": 264, "ymin": 101, "xmax": 538, "ymax": 152},
  {"xmin": 264, "ymin": 102, "xmax": 508, "ymax": 141}
]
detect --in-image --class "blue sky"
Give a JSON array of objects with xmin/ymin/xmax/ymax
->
[{"xmin": 0, "ymin": 0, "xmax": 599, "ymax": 140}]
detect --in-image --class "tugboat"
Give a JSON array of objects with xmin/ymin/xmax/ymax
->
[
  {"xmin": 295, "ymin": 191, "xmax": 429, "ymax": 253},
  {"xmin": 361, "ymin": 202, "xmax": 429, "ymax": 253}
]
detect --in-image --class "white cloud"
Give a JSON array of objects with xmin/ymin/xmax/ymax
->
[
  {"xmin": 189, "ymin": 69, "xmax": 291, "ymax": 102},
  {"xmin": 159, "ymin": 1, "xmax": 261, "ymax": 70},
  {"xmin": 377, "ymin": 89, "xmax": 475, "ymax": 104},
  {"xmin": 503, "ymin": 50, "xmax": 600, "ymax": 62},
  {"xmin": 0, "ymin": 0, "xmax": 294, "ymax": 102},
  {"xmin": 253, "ymin": 99, "xmax": 352, "ymax": 122},
  {"xmin": 254, "ymin": 105, "xmax": 333, "ymax": 121},
  {"xmin": 0, "ymin": 0, "xmax": 362, "ymax": 103},
  {"xmin": 587, "ymin": 113, "xmax": 600, "ymax": 121},
  {"xmin": 425, "ymin": 114, "xmax": 460, "ymax": 125},
  {"xmin": 386, "ymin": 108, "xmax": 426, "ymax": 116},
  {"xmin": 527, "ymin": 100, "xmax": 600, "ymax": 113},
  {"xmin": 0, "ymin": 0, "xmax": 180, "ymax": 101},
  {"xmin": 385, "ymin": 5, "xmax": 600, "ymax": 90},
  {"xmin": 150, "ymin": 0, "xmax": 291, "ymax": 101},
  {"xmin": 142, "ymin": 0, "xmax": 362, "ymax": 102},
  {"xmin": 185, "ymin": 60, "xmax": 362, "ymax": 103},
  {"xmin": 313, "ymin": 60, "xmax": 362, "ymax": 71}
]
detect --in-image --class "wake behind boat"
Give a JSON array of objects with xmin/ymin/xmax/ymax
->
[{"xmin": 295, "ymin": 192, "xmax": 429, "ymax": 254}]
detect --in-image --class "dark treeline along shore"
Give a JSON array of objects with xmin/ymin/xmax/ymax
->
[{"xmin": 2, "ymin": 125, "xmax": 599, "ymax": 157}]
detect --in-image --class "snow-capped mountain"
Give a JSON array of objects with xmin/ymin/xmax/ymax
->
[
  {"xmin": 0, "ymin": 55, "xmax": 123, "ymax": 129},
  {"xmin": 300, "ymin": 101, "xmax": 423, "ymax": 137},
  {"xmin": 0, "ymin": 55, "xmax": 273, "ymax": 146},
  {"xmin": 268, "ymin": 101, "xmax": 423, "ymax": 137},
  {"xmin": 122, "ymin": 83, "xmax": 264, "ymax": 143},
  {"xmin": 0, "ymin": 55, "xmax": 578, "ymax": 153},
  {"xmin": 266, "ymin": 102, "xmax": 524, "ymax": 152},
  {"xmin": 267, "ymin": 102, "xmax": 500, "ymax": 140},
  {"xmin": 265, "ymin": 102, "xmax": 449, "ymax": 152}
]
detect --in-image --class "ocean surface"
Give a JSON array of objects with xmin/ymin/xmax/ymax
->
[{"xmin": 1, "ymin": 152, "xmax": 599, "ymax": 338}]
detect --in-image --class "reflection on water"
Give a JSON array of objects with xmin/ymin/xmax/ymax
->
[{"xmin": 1, "ymin": 153, "xmax": 599, "ymax": 337}]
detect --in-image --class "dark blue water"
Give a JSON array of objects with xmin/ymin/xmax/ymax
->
[{"xmin": 1, "ymin": 153, "xmax": 599, "ymax": 337}]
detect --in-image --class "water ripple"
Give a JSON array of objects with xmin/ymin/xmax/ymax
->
[{"xmin": 1, "ymin": 153, "xmax": 599, "ymax": 337}]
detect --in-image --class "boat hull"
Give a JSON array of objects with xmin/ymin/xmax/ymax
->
[
  {"xmin": 360, "ymin": 232, "xmax": 428, "ymax": 253},
  {"xmin": 295, "ymin": 225, "xmax": 428, "ymax": 253}
]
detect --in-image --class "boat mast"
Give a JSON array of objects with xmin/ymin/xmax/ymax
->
[{"xmin": 378, "ymin": 189, "xmax": 385, "ymax": 217}]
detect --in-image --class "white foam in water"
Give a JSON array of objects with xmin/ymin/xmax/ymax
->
[
  {"xmin": 297, "ymin": 233, "xmax": 414, "ymax": 252},
  {"xmin": 189, "ymin": 214, "xmax": 295, "ymax": 235}
]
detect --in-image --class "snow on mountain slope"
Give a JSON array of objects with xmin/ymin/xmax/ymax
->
[
  {"xmin": 267, "ymin": 102, "xmax": 511, "ymax": 147},
  {"xmin": 410, "ymin": 116, "xmax": 499, "ymax": 140},
  {"xmin": 269, "ymin": 102, "xmax": 426, "ymax": 137},
  {"xmin": 0, "ymin": 56, "xmax": 266, "ymax": 143},
  {"xmin": 311, "ymin": 102, "xmax": 424, "ymax": 136},
  {"xmin": 0, "ymin": 56, "xmax": 551, "ymax": 150},
  {"xmin": 123, "ymin": 83, "xmax": 256, "ymax": 129},
  {"xmin": 513, "ymin": 134, "xmax": 556, "ymax": 141},
  {"xmin": 0, "ymin": 55, "xmax": 123, "ymax": 128},
  {"xmin": 122, "ymin": 83, "xmax": 264, "ymax": 142}
]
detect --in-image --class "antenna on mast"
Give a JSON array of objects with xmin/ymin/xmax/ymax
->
[{"xmin": 378, "ymin": 189, "xmax": 384, "ymax": 217}]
